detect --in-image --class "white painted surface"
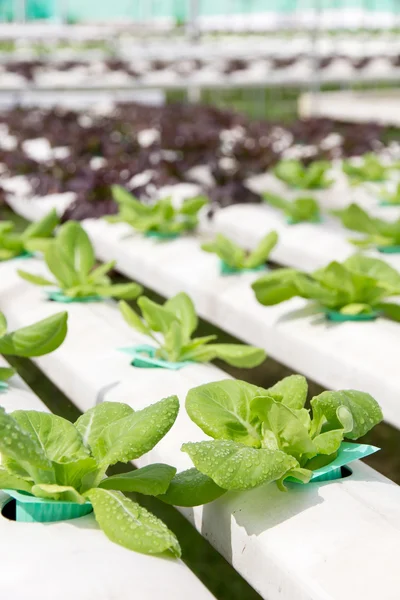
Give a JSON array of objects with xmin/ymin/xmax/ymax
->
[
  {"xmin": 299, "ymin": 90, "xmax": 400, "ymax": 126},
  {"xmin": 0, "ymin": 258, "xmax": 399, "ymax": 600},
  {"xmin": 0, "ymin": 347, "xmax": 216, "ymax": 600}
]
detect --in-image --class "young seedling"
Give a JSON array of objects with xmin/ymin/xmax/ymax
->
[
  {"xmin": 0, "ymin": 398, "xmax": 181, "ymax": 556},
  {"xmin": 119, "ymin": 292, "xmax": 266, "ymax": 367},
  {"xmin": 252, "ymin": 254, "xmax": 400, "ymax": 321},
  {"xmin": 0, "ymin": 311, "xmax": 68, "ymax": 384},
  {"xmin": 273, "ymin": 159, "xmax": 333, "ymax": 190},
  {"xmin": 263, "ymin": 192, "xmax": 321, "ymax": 224},
  {"xmin": 0, "ymin": 209, "xmax": 59, "ymax": 260},
  {"xmin": 18, "ymin": 221, "xmax": 142, "ymax": 300},
  {"xmin": 333, "ymin": 203, "xmax": 400, "ymax": 250},
  {"xmin": 342, "ymin": 153, "xmax": 390, "ymax": 185},
  {"xmin": 164, "ymin": 376, "xmax": 382, "ymax": 497},
  {"xmin": 110, "ymin": 185, "xmax": 208, "ymax": 236},
  {"xmin": 201, "ymin": 231, "xmax": 278, "ymax": 271}
]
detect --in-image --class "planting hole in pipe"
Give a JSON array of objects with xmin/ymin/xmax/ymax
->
[{"xmin": 2, "ymin": 498, "xmax": 16, "ymax": 521}]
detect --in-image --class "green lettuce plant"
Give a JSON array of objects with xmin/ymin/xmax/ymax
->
[
  {"xmin": 379, "ymin": 182, "xmax": 400, "ymax": 206},
  {"xmin": 18, "ymin": 221, "xmax": 142, "ymax": 300},
  {"xmin": 273, "ymin": 159, "xmax": 333, "ymax": 189},
  {"xmin": 342, "ymin": 153, "xmax": 390, "ymax": 185},
  {"xmin": 172, "ymin": 377, "xmax": 382, "ymax": 494},
  {"xmin": 119, "ymin": 292, "xmax": 266, "ymax": 367},
  {"xmin": 263, "ymin": 192, "xmax": 321, "ymax": 224},
  {"xmin": 201, "ymin": 231, "xmax": 278, "ymax": 270},
  {"xmin": 252, "ymin": 254, "xmax": 400, "ymax": 320},
  {"xmin": 333, "ymin": 203, "xmax": 400, "ymax": 249},
  {"xmin": 0, "ymin": 311, "xmax": 68, "ymax": 383},
  {"xmin": 0, "ymin": 398, "xmax": 181, "ymax": 556},
  {"xmin": 110, "ymin": 185, "xmax": 208, "ymax": 236},
  {"xmin": 0, "ymin": 210, "xmax": 59, "ymax": 260}
]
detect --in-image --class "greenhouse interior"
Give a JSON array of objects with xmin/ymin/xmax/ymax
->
[{"xmin": 1, "ymin": 1, "xmax": 400, "ymax": 599}]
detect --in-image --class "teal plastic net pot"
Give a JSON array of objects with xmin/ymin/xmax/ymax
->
[
  {"xmin": 310, "ymin": 467, "xmax": 343, "ymax": 483},
  {"xmin": 145, "ymin": 231, "xmax": 179, "ymax": 241},
  {"xmin": 118, "ymin": 344, "xmax": 193, "ymax": 370},
  {"xmin": 46, "ymin": 290, "xmax": 103, "ymax": 303},
  {"xmin": 4, "ymin": 489, "xmax": 93, "ymax": 523},
  {"xmin": 379, "ymin": 201, "xmax": 400, "ymax": 207},
  {"xmin": 377, "ymin": 245, "xmax": 400, "ymax": 254},
  {"xmin": 220, "ymin": 261, "xmax": 268, "ymax": 276},
  {"xmin": 324, "ymin": 309, "xmax": 380, "ymax": 322},
  {"xmin": 14, "ymin": 251, "xmax": 35, "ymax": 260},
  {"xmin": 289, "ymin": 442, "xmax": 379, "ymax": 485}
]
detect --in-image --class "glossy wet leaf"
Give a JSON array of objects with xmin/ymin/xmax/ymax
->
[
  {"xmin": 157, "ymin": 468, "xmax": 226, "ymax": 507},
  {"xmin": 0, "ymin": 407, "xmax": 53, "ymax": 472},
  {"xmin": 266, "ymin": 374, "xmax": 308, "ymax": 410},
  {"xmin": 12, "ymin": 410, "xmax": 88, "ymax": 463},
  {"xmin": 186, "ymin": 379, "xmax": 267, "ymax": 446},
  {"xmin": 99, "ymin": 464, "xmax": 176, "ymax": 495},
  {"xmin": 94, "ymin": 396, "xmax": 179, "ymax": 467},
  {"xmin": 311, "ymin": 390, "xmax": 383, "ymax": 439},
  {"xmin": 86, "ymin": 488, "xmax": 181, "ymax": 557},
  {"xmin": 75, "ymin": 401, "xmax": 134, "ymax": 452},
  {"xmin": 182, "ymin": 440, "xmax": 297, "ymax": 490}
]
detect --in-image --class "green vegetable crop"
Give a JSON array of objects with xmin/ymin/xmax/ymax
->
[
  {"xmin": 110, "ymin": 185, "xmax": 208, "ymax": 236},
  {"xmin": 18, "ymin": 221, "xmax": 142, "ymax": 300},
  {"xmin": 252, "ymin": 254, "xmax": 400, "ymax": 320},
  {"xmin": 263, "ymin": 192, "xmax": 321, "ymax": 224},
  {"xmin": 273, "ymin": 159, "xmax": 333, "ymax": 189},
  {"xmin": 201, "ymin": 231, "xmax": 278, "ymax": 270},
  {"xmin": 119, "ymin": 292, "xmax": 266, "ymax": 367},
  {"xmin": 0, "ymin": 399, "xmax": 181, "ymax": 556},
  {"xmin": 380, "ymin": 183, "xmax": 400, "ymax": 206},
  {"xmin": 0, "ymin": 311, "xmax": 68, "ymax": 383},
  {"xmin": 333, "ymin": 203, "xmax": 400, "ymax": 249},
  {"xmin": 0, "ymin": 209, "xmax": 59, "ymax": 260},
  {"xmin": 176, "ymin": 376, "xmax": 382, "ymax": 493},
  {"xmin": 342, "ymin": 153, "xmax": 390, "ymax": 185}
]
